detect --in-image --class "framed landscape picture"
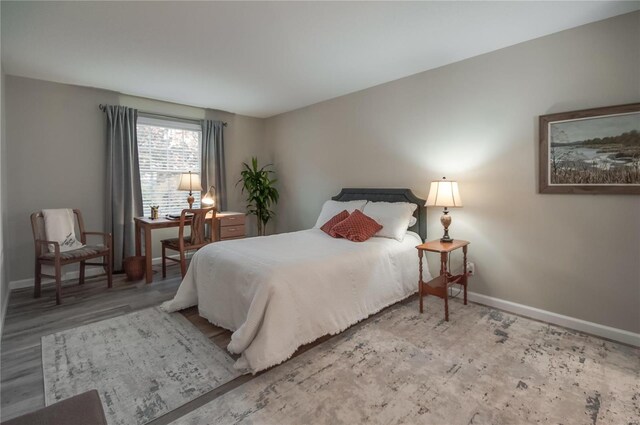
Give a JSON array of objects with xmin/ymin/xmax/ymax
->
[{"xmin": 539, "ymin": 103, "xmax": 640, "ymax": 194}]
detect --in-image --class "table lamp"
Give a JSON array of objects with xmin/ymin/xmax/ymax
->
[
  {"xmin": 201, "ymin": 185, "xmax": 217, "ymax": 207},
  {"xmin": 177, "ymin": 171, "xmax": 202, "ymax": 209},
  {"xmin": 425, "ymin": 177, "xmax": 463, "ymax": 243}
]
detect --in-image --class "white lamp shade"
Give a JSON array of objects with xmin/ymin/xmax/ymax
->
[
  {"xmin": 425, "ymin": 179, "xmax": 463, "ymax": 207},
  {"xmin": 177, "ymin": 172, "xmax": 202, "ymax": 192}
]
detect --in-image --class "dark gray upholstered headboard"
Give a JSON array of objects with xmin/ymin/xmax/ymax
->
[{"xmin": 332, "ymin": 188, "xmax": 427, "ymax": 241}]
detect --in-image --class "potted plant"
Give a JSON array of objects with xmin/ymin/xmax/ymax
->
[{"xmin": 237, "ymin": 157, "xmax": 279, "ymax": 236}]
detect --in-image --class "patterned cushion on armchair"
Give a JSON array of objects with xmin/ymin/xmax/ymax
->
[{"xmin": 40, "ymin": 245, "xmax": 108, "ymax": 261}]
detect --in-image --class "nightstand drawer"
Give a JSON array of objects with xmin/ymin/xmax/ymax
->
[
  {"xmin": 220, "ymin": 225, "xmax": 245, "ymax": 239},
  {"xmin": 220, "ymin": 214, "xmax": 245, "ymax": 227}
]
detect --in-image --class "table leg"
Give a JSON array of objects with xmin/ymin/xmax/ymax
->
[
  {"xmin": 441, "ymin": 252, "xmax": 449, "ymax": 321},
  {"xmin": 135, "ymin": 221, "xmax": 141, "ymax": 256},
  {"xmin": 463, "ymin": 245, "xmax": 468, "ymax": 305},
  {"xmin": 144, "ymin": 226, "xmax": 153, "ymax": 284},
  {"xmin": 418, "ymin": 249, "xmax": 424, "ymax": 313},
  {"xmin": 444, "ymin": 292, "xmax": 449, "ymax": 321}
]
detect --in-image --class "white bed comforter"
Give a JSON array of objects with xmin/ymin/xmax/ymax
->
[{"xmin": 161, "ymin": 229, "xmax": 429, "ymax": 373}]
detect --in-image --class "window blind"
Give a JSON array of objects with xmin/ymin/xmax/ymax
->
[{"xmin": 137, "ymin": 118, "xmax": 202, "ymax": 216}]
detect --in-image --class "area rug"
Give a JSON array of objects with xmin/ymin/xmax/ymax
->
[
  {"xmin": 42, "ymin": 307, "xmax": 242, "ymax": 425},
  {"xmin": 171, "ymin": 297, "xmax": 640, "ymax": 425}
]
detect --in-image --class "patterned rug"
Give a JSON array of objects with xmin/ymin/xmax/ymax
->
[
  {"xmin": 171, "ymin": 297, "xmax": 640, "ymax": 425},
  {"xmin": 42, "ymin": 307, "xmax": 242, "ymax": 425}
]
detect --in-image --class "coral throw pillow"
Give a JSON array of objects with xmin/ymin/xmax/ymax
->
[
  {"xmin": 320, "ymin": 210, "xmax": 350, "ymax": 235},
  {"xmin": 329, "ymin": 210, "xmax": 383, "ymax": 242}
]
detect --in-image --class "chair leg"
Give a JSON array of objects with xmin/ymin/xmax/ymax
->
[
  {"xmin": 105, "ymin": 253, "xmax": 112, "ymax": 289},
  {"xmin": 162, "ymin": 245, "xmax": 167, "ymax": 278},
  {"xmin": 55, "ymin": 260, "xmax": 62, "ymax": 305},
  {"xmin": 34, "ymin": 261, "xmax": 42, "ymax": 298},
  {"xmin": 179, "ymin": 250, "xmax": 187, "ymax": 278},
  {"xmin": 79, "ymin": 261, "xmax": 86, "ymax": 285}
]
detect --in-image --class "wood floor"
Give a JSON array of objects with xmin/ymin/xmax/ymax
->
[
  {"xmin": 0, "ymin": 265, "xmax": 335, "ymax": 423},
  {"xmin": 0, "ymin": 267, "xmax": 178, "ymax": 421}
]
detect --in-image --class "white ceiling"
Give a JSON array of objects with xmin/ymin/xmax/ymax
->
[{"xmin": 2, "ymin": 1, "xmax": 639, "ymax": 118}]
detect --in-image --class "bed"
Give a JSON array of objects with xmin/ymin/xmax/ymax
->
[{"xmin": 161, "ymin": 188, "xmax": 430, "ymax": 373}]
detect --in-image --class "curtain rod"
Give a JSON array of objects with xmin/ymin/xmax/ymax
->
[{"xmin": 99, "ymin": 104, "xmax": 228, "ymax": 127}]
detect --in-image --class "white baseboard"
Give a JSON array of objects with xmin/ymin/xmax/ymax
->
[
  {"xmin": 467, "ymin": 291, "xmax": 639, "ymax": 347},
  {"xmin": 9, "ymin": 266, "xmax": 106, "ymax": 290},
  {"xmin": 8, "ymin": 255, "xmax": 176, "ymax": 291}
]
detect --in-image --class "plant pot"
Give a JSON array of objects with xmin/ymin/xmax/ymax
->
[{"xmin": 123, "ymin": 256, "xmax": 146, "ymax": 281}]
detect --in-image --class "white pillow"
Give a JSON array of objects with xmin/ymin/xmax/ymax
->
[
  {"xmin": 314, "ymin": 200, "xmax": 368, "ymax": 228},
  {"xmin": 408, "ymin": 216, "xmax": 417, "ymax": 227},
  {"xmin": 362, "ymin": 201, "xmax": 418, "ymax": 241}
]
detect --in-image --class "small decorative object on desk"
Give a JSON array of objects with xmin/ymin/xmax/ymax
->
[{"xmin": 150, "ymin": 206, "xmax": 159, "ymax": 220}]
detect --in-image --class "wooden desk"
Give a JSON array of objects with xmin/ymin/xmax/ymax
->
[
  {"xmin": 416, "ymin": 239, "xmax": 470, "ymax": 321},
  {"xmin": 134, "ymin": 211, "xmax": 245, "ymax": 283}
]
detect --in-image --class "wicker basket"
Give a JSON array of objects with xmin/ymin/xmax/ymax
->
[{"xmin": 123, "ymin": 256, "xmax": 146, "ymax": 281}]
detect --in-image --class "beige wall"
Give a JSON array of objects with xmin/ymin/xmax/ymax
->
[
  {"xmin": 265, "ymin": 12, "xmax": 640, "ymax": 333},
  {"xmin": 224, "ymin": 114, "xmax": 269, "ymax": 235},
  {"xmin": 4, "ymin": 76, "xmax": 264, "ymax": 283},
  {"xmin": 5, "ymin": 76, "xmax": 118, "ymax": 283}
]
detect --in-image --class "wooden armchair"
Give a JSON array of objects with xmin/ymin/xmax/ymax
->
[
  {"xmin": 31, "ymin": 209, "xmax": 112, "ymax": 305},
  {"xmin": 161, "ymin": 207, "xmax": 217, "ymax": 278}
]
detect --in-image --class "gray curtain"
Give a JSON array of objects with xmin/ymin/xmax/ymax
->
[
  {"xmin": 201, "ymin": 120, "xmax": 226, "ymax": 211},
  {"xmin": 105, "ymin": 105, "xmax": 143, "ymax": 271}
]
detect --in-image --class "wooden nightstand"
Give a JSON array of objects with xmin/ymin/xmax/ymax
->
[
  {"xmin": 216, "ymin": 212, "xmax": 246, "ymax": 241},
  {"xmin": 416, "ymin": 239, "xmax": 470, "ymax": 321}
]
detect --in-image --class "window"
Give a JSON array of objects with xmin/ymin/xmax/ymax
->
[{"xmin": 137, "ymin": 116, "xmax": 201, "ymax": 216}]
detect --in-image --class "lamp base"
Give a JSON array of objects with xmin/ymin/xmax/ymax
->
[
  {"xmin": 440, "ymin": 207, "xmax": 453, "ymax": 243},
  {"xmin": 187, "ymin": 194, "xmax": 195, "ymax": 210}
]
